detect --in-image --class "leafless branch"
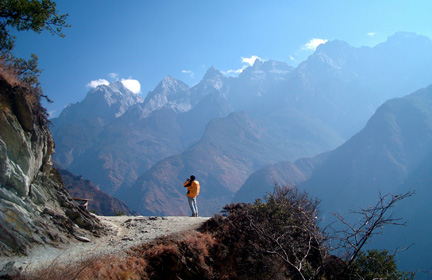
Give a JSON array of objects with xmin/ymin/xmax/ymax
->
[{"xmin": 327, "ymin": 191, "xmax": 415, "ymax": 268}]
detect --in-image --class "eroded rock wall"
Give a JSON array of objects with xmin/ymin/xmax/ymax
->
[{"xmin": 0, "ymin": 75, "xmax": 102, "ymax": 256}]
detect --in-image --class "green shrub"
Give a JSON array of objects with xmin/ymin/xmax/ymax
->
[{"xmin": 349, "ymin": 249, "xmax": 415, "ymax": 280}]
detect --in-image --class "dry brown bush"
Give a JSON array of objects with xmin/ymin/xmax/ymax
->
[
  {"xmin": 15, "ymin": 254, "xmax": 148, "ymax": 280},
  {"xmin": 0, "ymin": 59, "xmax": 51, "ymax": 125},
  {"xmin": 128, "ymin": 231, "xmax": 216, "ymax": 280},
  {"xmin": 0, "ymin": 60, "xmax": 24, "ymax": 88}
]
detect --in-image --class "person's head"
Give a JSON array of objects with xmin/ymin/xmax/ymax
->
[{"xmin": 190, "ymin": 175, "xmax": 195, "ymax": 181}]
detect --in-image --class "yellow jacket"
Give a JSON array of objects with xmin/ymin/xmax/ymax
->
[{"xmin": 184, "ymin": 180, "xmax": 200, "ymax": 198}]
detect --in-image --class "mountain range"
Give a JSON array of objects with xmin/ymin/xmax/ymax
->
[
  {"xmin": 234, "ymin": 85, "xmax": 432, "ymax": 277},
  {"xmin": 58, "ymin": 168, "xmax": 137, "ymax": 216},
  {"xmin": 51, "ymin": 32, "xmax": 432, "ymax": 218}
]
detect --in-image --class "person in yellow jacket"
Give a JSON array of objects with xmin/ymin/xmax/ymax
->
[{"xmin": 183, "ymin": 175, "xmax": 200, "ymax": 217}]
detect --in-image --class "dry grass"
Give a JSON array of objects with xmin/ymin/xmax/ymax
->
[
  {"xmin": 182, "ymin": 232, "xmax": 216, "ymax": 264},
  {"xmin": 16, "ymin": 254, "xmax": 148, "ymax": 280},
  {"xmin": 0, "ymin": 60, "xmax": 51, "ymax": 126},
  {"xmin": 0, "ymin": 60, "xmax": 24, "ymax": 88}
]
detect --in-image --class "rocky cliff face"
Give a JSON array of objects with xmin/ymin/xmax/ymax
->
[{"xmin": 0, "ymin": 73, "xmax": 102, "ymax": 257}]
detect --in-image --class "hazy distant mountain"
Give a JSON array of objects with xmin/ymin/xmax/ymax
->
[
  {"xmin": 53, "ymin": 81, "xmax": 143, "ymax": 127},
  {"xmin": 59, "ymin": 168, "xmax": 137, "ymax": 216},
  {"xmin": 51, "ymin": 32, "xmax": 432, "ymax": 220},
  {"xmin": 51, "ymin": 82, "xmax": 143, "ymax": 167},
  {"xmin": 140, "ymin": 76, "xmax": 191, "ymax": 118},
  {"xmin": 236, "ymin": 84, "xmax": 432, "ymax": 209},
  {"xmin": 65, "ymin": 106, "xmax": 185, "ymax": 194},
  {"xmin": 116, "ymin": 106, "xmax": 340, "ymax": 216},
  {"xmin": 302, "ymin": 85, "xmax": 432, "ymax": 211},
  {"xmin": 235, "ymin": 85, "xmax": 432, "ymax": 277},
  {"xmin": 232, "ymin": 155, "xmax": 327, "ymax": 203},
  {"xmin": 287, "ymin": 32, "xmax": 432, "ymax": 137},
  {"xmin": 54, "ymin": 72, "xmax": 236, "ymax": 194},
  {"xmin": 117, "ymin": 111, "xmax": 290, "ymax": 216},
  {"xmin": 304, "ymin": 85, "xmax": 432, "ymax": 277}
]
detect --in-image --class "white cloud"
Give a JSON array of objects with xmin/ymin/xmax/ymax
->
[
  {"xmin": 222, "ymin": 55, "xmax": 262, "ymax": 76},
  {"xmin": 87, "ymin": 75, "xmax": 141, "ymax": 94},
  {"xmin": 367, "ymin": 32, "xmax": 376, "ymax": 36},
  {"xmin": 108, "ymin": 73, "xmax": 119, "ymax": 80},
  {"xmin": 182, "ymin": 70, "xmax": 195, "ymax": 78},
  {"xmin": 303, "ymin": 38, "xmax": 328, "ymax": 51},
  {"xmin": 121, "ymin": 78, "xmax": 141, "ymax": 94},
  {"xmin": 222, "ymin": 68, "xmax": 244, "ymax": 76},
  {"xmin": 87, "ymin": 79, "xmax": 109, "ymax": 88},
  {"xmin": 241, "ymin": 55, "xmax": 261, "ymax": 66}
]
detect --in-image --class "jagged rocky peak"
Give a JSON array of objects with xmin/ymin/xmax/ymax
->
[
  {"xmin": 152, "ymin": 75, "xmax": 190, "ymax": 96},
  {"xmin": 57, "ymin": 81, "xmax": 143, "ymax": 121},
  {"xmin": 87, "ymin": 81, "xmax": 144, "ymax": 107},
  {"xmin": 202, "ymin": 66, "xmax": 224, "ymax": 80},
  {"xmin": 195, "ymin": 66, "xmax": 226, "ymax": 92},
  {"xmin": 315, "ymin": 39, "xmax": 350, "ymax": 53},
  {"xmin": 140, "ymin": 76, "xmax": 191, "ymax": 118},
  {"xmin": 311, "ymin": 39, "xmax": 354, "ymax": 67},
  {"xmin": 240, "ymin": 59, "xmax": 293, "ymax": 80},
  {"xmin": 88, "ymin": 80, "xmax": 127, "ymax": 95},
  {"xmin": 294, "ymin": 39, "xmax": 356, "ymax": 78},
  {"xmin": 0, "ymin": 71, "xmax": 102, "ymax": 258},
  {"xmin": 259, "ymin": 60, "xmax": 293, "ymax": 72}
]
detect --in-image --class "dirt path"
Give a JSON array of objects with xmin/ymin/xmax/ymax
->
[{"xmin": 0, "ymin": 215, "xmax": 210, "ymax": 273}]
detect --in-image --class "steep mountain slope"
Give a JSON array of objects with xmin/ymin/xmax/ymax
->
[
  {"xmin": 226, "ymin": 59, "xmax": 294, "ymax": 114},
  {"xmin": 117, "ymin": 111, "xmax": 273, "ymax": 216},
  {"xmin": 287, "ymin": 32, "xmax": 432, "ymax": 137},
  {"xmin": 301, "ymin": 85, "xmax": 432, "ymax": 277},
  {"xmin": 238, "ymin": 85, "xmax": 432, "ymax": 211},
  {"xmin": 51, "ymin": 81, "xmax": 143, "ymax": 168},
  {"xmin": 236, "ymin": 85, "xmax": 432, "ymax": 277},
  {"xmin": 51, "ymin": 71, "xmax": 236, "ymax": 194},
  {"xmin": 0, "ymin": 73, "xmax": 102, "ymax": 257},
  {"xmin": 140, "ymin": 76, "xmax": 191, "ymax": 118},
  {"xmin": 117, "ymin": 107, "xmax": 341, "ymax": 216},
  {"xmin": 302, "ymin": 85, "xmax": 432, "ymax": 212},
  {"xmin": 67, "ymin": 106, "xmax": 185, "ymax": 194},
  {"xmin": 59, "ymin": 168, "xmax": 137, "ymax": 216},
  {"xmin": 232, "ymin": 154, "xmax": 327, "ymax": 203}
]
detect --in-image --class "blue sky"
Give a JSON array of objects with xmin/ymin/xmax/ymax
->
[{"xmin": 11, "ymin": 0, "xmax": 432, "ymax": 117}]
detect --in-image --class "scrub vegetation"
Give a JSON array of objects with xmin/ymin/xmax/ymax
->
[
  {"xmin": 14, "ymin": 186, "xmax": 414, "ymax": 280},
  {"xmin": 0, "ymin": 0, "xmax": 70, "ymax": 120}
]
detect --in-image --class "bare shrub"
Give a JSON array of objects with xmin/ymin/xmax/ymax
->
[
  {"xmin": 200, "ymin": 186, "xmax": 327, "ymax": 280},
  {"xmin": 12, "ymin": 189, "xmax": 413, "ymax": 280}
]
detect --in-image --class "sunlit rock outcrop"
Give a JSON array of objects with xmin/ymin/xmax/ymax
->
[{"xmin": 0, "ymin": 73, "xmax": 102, "ymax": 257}]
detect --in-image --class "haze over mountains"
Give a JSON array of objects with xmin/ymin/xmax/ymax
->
[
  {"xmin": 235, "ymin": 85, "xmax": 432, "ymax": 277},
  {"xmin": 51, "ymin": 32, "xmax": 432, "ymax": 218}
]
